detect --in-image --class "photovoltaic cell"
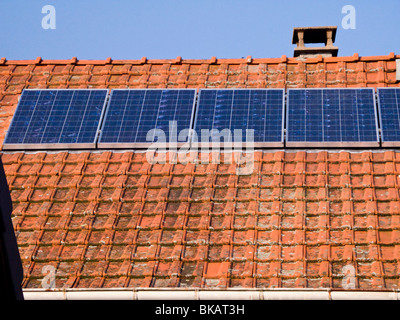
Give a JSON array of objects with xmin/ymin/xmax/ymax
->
[
  {"xmin": 377, "ymin": 88, "xmax": 400, "ymax": 147},
  {"xmin": 98, "ymin": 89, "xmax": 196, "ymax": 148},
  {"xmin": 194, "ymin": 89, "xmax": 284, "ymax": 147},
  {"xmin": 4, "ymin": 89, "xmax": 108, "ymax": 149},
  {"xmin": 287, "ymin": 88, "xmax": 379, "ymax": 147}
]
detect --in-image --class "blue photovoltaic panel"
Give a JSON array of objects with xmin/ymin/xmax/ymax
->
[
  {"xmin": 194, "ymin": 89, "xmax": 284, "ymax": 147},
  {"xmin": 377, "ymin": 88, "xmax": 400, "ymax": 146},
  {"xmin": 4, "ymin": 89, "xmax": 108, "ymax": 149},
  {"xmin": 98, "ymin": 89, "xmax": 196, "ymax": 147},
  {"xmin": 287, "ymin": 88, "xmax": 379, "ymax": 147}
]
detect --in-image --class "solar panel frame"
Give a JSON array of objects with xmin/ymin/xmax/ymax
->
[
  {"xmin": 97, "ymin": 88, "xmax": 197, "ymax": 149},
  {"xmin": 377, "ymin": 88, "xmax": 400, "ymax": 147},
  {"xmin": 3, "ymin": 88, "xmax": 109, "ymax": 150},
  {"xmin": 286, "ymin": 88, "xmax": 380, "ymax": 147},
  {"xmin": 192, "ymin": 88, "xmax": 285, "ymax": 149}
]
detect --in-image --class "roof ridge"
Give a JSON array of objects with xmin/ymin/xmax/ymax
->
[{"xmin": 1, "ymin": 53, "xmax": 397, "ymax": 66}]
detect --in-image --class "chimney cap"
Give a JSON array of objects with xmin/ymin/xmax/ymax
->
[
  {"xmin": 292, "ymin": 26, "xmax": 338, "ymax": 58},
  {"xmin": 292, "ymin": 26, "xmax": 337, "ymax": 44}
]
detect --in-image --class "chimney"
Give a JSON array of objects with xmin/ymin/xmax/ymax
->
[{"xmin": 292, "ymin": 26, "xmax": 338, "ymax": 59}]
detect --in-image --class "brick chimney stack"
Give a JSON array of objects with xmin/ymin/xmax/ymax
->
[{"xmin": 292, "ymin": 26, "xmax": 339, "ymax": 59}]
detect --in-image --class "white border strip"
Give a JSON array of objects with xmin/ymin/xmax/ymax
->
[
  {"xmin": 396, "ymin": 59, "xmax": 400, "ymax": 81},
  {"xmin": 22, "ymin": 289, "xmax": 399, "ymax": 300}
]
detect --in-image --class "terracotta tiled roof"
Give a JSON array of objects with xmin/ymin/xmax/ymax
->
[{"xmin": 1, "ymin": 54, "xmax": 400, "ymax": 290}]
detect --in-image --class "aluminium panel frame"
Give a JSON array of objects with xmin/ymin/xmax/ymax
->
[
  {"xmin": 3, "ymin": 88, "xmax": 109, "ymax": 150},
  {"xmin": 286, "ymin": 87, "xmax": 380, "ymax": 148},
  {"xmin": 377, "ymin": 87, "xmax": 400, "ymax": 147},
  {"xmin": 97, "ymin": 88, "xmax": 197, "ymax": 149},
  {"xmin": 191, "ymin": 88, "xmax": 285, "ymax": 150}
]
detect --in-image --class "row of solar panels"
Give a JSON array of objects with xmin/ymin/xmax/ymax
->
[{"xmin": 4, "ymin": 88, "xmax": 400, "ymax": 150}]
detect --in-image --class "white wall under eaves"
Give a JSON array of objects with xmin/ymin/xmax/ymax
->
[
  {"xmin": 397, "ymin": 59, "xmax": 400, "ymax": 81},
  {"xmin": 22, "ymin": 288, "xmax": 399, "ymax": 300}
]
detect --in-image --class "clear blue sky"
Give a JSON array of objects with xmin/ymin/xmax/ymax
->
[{"xmin": 0, "ymin": 0, "xmax": 398, "ymax": 60}]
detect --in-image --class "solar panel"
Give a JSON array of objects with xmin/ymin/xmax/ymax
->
[
  {"xmin": 98, "ymin": 89, "xmax": 196, "ymax": 148},
  {"xmin": 193, "ymin": 89, "xmax": 285, "ymax": 148},
  {"xmin": 4, "ymin": 89, "xmax": 108, "ymax": 150},
  {"xmin": 286, "ymin": 88, "xmax": 379, "ymax": 147},
  {"xmin": 377, "ymin": 88, "xmax": 400, "ymax": 147}
]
